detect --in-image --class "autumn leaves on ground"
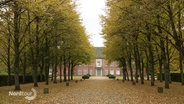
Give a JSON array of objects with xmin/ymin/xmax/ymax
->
[{"xmin": 0, "ymin": 77, "xmax": 184, "ymax": 104}]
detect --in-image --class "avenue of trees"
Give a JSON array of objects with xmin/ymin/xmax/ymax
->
[
  {"xmin": 0, "ymin": 0, "xmax": 94, "ymax": 90},
  {"xmin": 102, "ymin": 0, "xmax": 184, "ymax": 88}
]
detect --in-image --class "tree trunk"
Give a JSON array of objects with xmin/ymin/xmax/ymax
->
[
  {"xmin": 134, "ymin": 46, "xmax": 139, "ymax": 83},
  {"xmin": 23, "ymin": 53, "xmax": 26, "ymax": 83},
  {"xmin": 121, "ymin": 57, "xmax": 127, "ymax": 82},
  {"xmin": 68, "ymin": 61, "xmax": 71, "ymax": 81},
  {"xmin": 71, "ymin": 63, "xmax": 74, "ymax": 80},
  {"xmin": 39, "ymin": 55, "xmax": 44, "ymax": 81},
  {"xmin": 167, "ymin": 2, "xmax": 184, "ymax": 85},
  {"xmin": 146, "ymin": 24, "xmax": 154, "ymax": 86},
  {"xmin": 71, "ymin": 67, "xmax": 74, "ymax": 80},
  {"xmin": 33, "ymin": 16, "xmax": 39, "ymax": 87},
  {"xmin": 13, "ymin": 2, "xmax": 21, "ymax": 90},
  {"xmin": 157, "ymin": 45, "xmax": 163, "ymax": 82},
  {"xmin": 30, "ymin": 17, "xmax": 40, "ymax": 87},
  {"xmin": 33, "ymin": 65, "xmax": 38, "ymax": 87},
  {"xmin": 140, "ymin": 58, "xmax": 144, "ymax": 84},
  {"xmin": 145, "ymin": 50, "xmax": 149, "ymax": 80},
  {"xmin": 122, "ymin": 67, "xmax": 126, "ymax": 81},
  {"xmin": 157, "ymin": 14, "xmax": 164, "ymax": 83},
  {"xmin": 161, "ymin": 39, "xmax": 169, "ymax": 89},
  {"xmin": 31, "ymin": 47, "xmax": 38, "ymax": 87},
  {"xmin": 63, "ymin": 55, "xmax": 67, "ymax": 82},
  {"xmin": 59, "ymin": 56, "xmax": 62, "ymax": 83},
  {"xmin": 166, "ymin": 36, "xmax": 171, "ymax": 84},
  {"xmin": 51, "ymin": 63, "xmax": 54, "ymax": 81},
  {"xmin": 30, "ymin": 37, "xmax": 38, "ymax": 87},
  {"xmin": 159, "ymin": 51, "xmax": 163, "ymax": 82},
  {"xmin": 128, "ymin": 53, "xmax": 133, "ymax": 82},
  {"xmin": 163, "ymin": 36, "xmax": 170, "ymax": 88},
  {"xmin": 53, "ymin": 56, "xmax": 58, "ymax": 83},
  {"xmin": 7, "ymin": 30, "xmax": 11, "ymax": 85},
  {"xmin": 179, "ymin": 51, "xmax": 184, "ymax": 85},
  {"xmin": 137, "ymin": 47, "xmax": 144, "ymax": 84},
  {"xmin": 126, "ymin": 68, "xmax": 129, "ymax": 81},
  {"xmin": 45, "ymin": 37, "xmax": 49, "ymax": 85},
  {"xmin": 158, "ymin": 57, "xmax": 163, "ymax": 82},
  {"xmin": 45, "ymin": 63, "xmax": 49, "ymax": 85},
  {"xmin": 148, "ymin": 41, "xmax": 154, "ymax": 86},
  {"xmin": 177, "ymin": 0, "xmax": 184, "ymax": 85}
]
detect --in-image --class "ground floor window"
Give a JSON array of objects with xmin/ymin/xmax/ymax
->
[
  {"xmin": 90, "ymin": 69, "xmax": 93, "ymax": 75},
  {"xmin": 78, "ymin": 69, "xmax": 82, "ymax": 75},
  {"xmin": 105, "ymin": 69, "xmax": 108, "ymax": 75},
  {"xmin": 84, "ymin": 69, "xmax": 88, "ymax": 75},
  {"xmin": 116, "ymin": 69, "xmax": 120, "ymax": 75},
  {"xmin": 110, "ymin": 69, "xmax": 114, "ymax": 75}
]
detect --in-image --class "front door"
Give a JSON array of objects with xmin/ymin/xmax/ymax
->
[{"xmin": 96, "ymin": 68, "xmax": 102, "ymax": 76}]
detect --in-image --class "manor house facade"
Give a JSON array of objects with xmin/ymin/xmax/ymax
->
[{"xmin": 74, "ymin": 47, "xmax": 122, "ymax": 76}]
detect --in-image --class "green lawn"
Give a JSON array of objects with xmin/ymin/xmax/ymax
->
[{"xmin": 72, "ymin": 76, "xmax": 83, "ymax": 80}]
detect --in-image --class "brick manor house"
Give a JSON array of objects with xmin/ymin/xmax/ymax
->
[{"xmin": 74, "ymin": 47, "xmax": 122, "ymax": 76}]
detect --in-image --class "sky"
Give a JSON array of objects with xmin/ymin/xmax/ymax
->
[{"xmin": 76, "ymin": 0, "xmax": 106, "ymax": 47}]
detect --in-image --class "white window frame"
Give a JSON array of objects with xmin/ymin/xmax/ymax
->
[
  {"xmin": 78, "ymin": 69, "xmax": 82, "ymax": 75},
  {"xmin": 116, "ymin": 69, "xmax": 120, "ymax": 75},
  {"xmin": 105, "ymin": 69, "xmax": 108, "ymax": 75},
  {"xmin": 110, "ymin": 69, "xmax": 114, "ymax": 75}
]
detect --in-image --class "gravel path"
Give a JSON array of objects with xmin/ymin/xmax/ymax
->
[
  {"xmin": 40, "ymin": 77, "xmax": 184, "ymax": 104},
  {"xmin": 56, "ymin": 79, "xmax": 125, "ymax": 104},
  {"xmin": 1, "ymin": 77, "xmax": 184, "ymax": 104}
]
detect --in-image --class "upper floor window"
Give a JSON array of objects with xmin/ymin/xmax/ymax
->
[
  {"xmin": 96, "ymin": 59, "xmax": 102, "ymax": 67},
  {"xmin": 97, "ymin": 61, "xmax": 100, "ymax": 66}
]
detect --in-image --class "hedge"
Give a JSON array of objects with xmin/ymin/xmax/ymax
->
[
  {"xmin": 157, "ymin": 73, "xmax": 184, "ymax": 82},
  {"xmin": 0, "ymin": 75, "xmax": 45, "ymax": 86},
  {"xmin": 108, "ymin": 75, "xmax": 116, "ymax": 79},
  {"xmin": 82, "ymin": 75, "xmax": 90, "ymax": 79},
  {"xmin": 106, "ymin": 74, "xmax": 116, "ymax": 79}
]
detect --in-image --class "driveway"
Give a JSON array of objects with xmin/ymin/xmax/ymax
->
[{"xmin": 1, "ymin": 76, "xmax": 184, "ymax": 104}]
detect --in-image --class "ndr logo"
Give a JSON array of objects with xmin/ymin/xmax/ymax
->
[{"xmin": 9, "ymin": 88, "xmax": 37, "ymax": 101}]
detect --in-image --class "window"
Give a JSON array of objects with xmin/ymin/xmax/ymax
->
[
  {"xmin": 78, "ymin": 69, "xmax": 82, "ymax": 75},
  {"xmin": 90, "ymin": 69, "xmax": 93, "ymax": 75},
  {"xmin": 116, "ymin": 69, "xmax": 120, "ymax": 75},
  {"xmin": 105, "ymin": 69, "xmax": 108, "ymax": 75},
  {"xmin": 110, "ymin": 69, "xmax": 114, "ymax": 75},
  {"xmin": 84, "ymin": 69, "xmax": 88, "ymax": 75},
  {"xmin": 96, "ymin": 59, "xmax": 102, "ymax": 67},
  {"xmin": 97, "ymin": 61, "xmax": 101, "ymax": 66}
]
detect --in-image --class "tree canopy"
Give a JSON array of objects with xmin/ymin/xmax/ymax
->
[
  {"xmin": 102, "ymin": 0, "xmax": 184, "ymax": 87},
  {"xmin": 0, "ymin": 0, "xmax": 94, "ymax": 90}
]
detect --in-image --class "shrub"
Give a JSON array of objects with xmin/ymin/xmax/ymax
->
[
  {"xmin": 0, "ymin": 75, "xmax": 45, "ymax": 86},
  {"xmin": 0, "ymin": 75, "xmax": 14, "ymax": 86},
  {"xmin": 157, "ymin": 73, "xmax": 184, "ymax": 82},
  {"xmin": 106, "ymin": 74, "xmax": 112, "ymax": 77},
  {"xmin": 108, "ymin": 75, "xmax": 116, "ymax": 79},
  {"xmin": 82, "ymin": 75, "xmax": 89, "ymax": 79},
  {"xmin": 86, "ymin": 73, "xmax": 91, "ymax": 77}
]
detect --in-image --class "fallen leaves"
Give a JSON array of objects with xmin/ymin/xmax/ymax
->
[{"xmin": 0, "ymin": 77, "xmax": 184, "ymax": 104}]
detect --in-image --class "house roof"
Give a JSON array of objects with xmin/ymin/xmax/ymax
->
[{"xmin": 95, "ymin": 47, "xmax": 104, "ymax": 59}]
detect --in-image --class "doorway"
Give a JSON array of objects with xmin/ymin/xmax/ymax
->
[{"xmin": 96, "ymin": 68, "xmax": 102, "ymax": 76}]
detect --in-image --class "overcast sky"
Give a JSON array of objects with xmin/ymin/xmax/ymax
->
[{"xmin": 76, "ymin": 0, "xmax": 106, "ymax": 47}]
